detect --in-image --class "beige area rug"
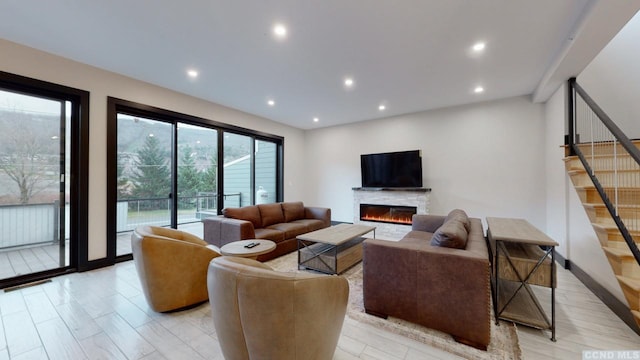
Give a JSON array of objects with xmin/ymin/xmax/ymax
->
[{"xmin": 267, "ymin": 253, "xmax": 522, "ymax": 360}]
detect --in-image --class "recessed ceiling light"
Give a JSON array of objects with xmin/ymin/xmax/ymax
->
[
  {"xmin": 149, "ymin": 133, "xmax": 155, "ymax": 137},
  {"xmin": 344, "ymin": 78, "xmax": 354, "ymax": 87},
  {"xmin": 378, "ymin": 105, "xmax": 386, "ymax": 111},
  {"xmin": 313, "ymin": 117, "xmax": 319, "ymax": 122},
  {"xmin": 474, "ymin": 86, "xmax": 484, "ymax": 93},
  {"xmin": 273, "ymin": 23, "xmax": 287, "ymax": 38},
  {"xmin": 187, "ymin": 69, "xmax": 198, "ymax": 78},
  {"xmin": 267, "ymin": 100, "xmax": 275, "ymax": 106},
  {"xmin": 472, "ymin": 42, "xmax": 486, "ymax": 52}
]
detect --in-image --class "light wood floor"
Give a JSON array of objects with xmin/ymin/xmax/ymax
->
[
  {"xmin": 1, "ymin": 222, "xmax": 639, "ymax": 359},
  {"xmin": 0, "ymin": 256, "xmax": 638, "ymax": 359}
]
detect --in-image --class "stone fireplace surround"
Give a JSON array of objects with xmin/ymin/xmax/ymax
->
[{"xmin": 353, "ymin": 187, "xmax": 431, "ymax": 239}]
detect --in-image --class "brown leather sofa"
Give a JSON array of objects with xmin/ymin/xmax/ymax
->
[
  {"xmin": 362, "ymin": 210, "xmax": 491, "ymax": 349},
  {"xmin": 203, "ymin": 201, "xmax": 331, "ymax": 261},
  {"xmin": 131, "ymin": 226, "xmax": 221, "ymax": 312},
  {"xmin": 207, "ymin": 256, "xmax": 348, "ymax": 360}
]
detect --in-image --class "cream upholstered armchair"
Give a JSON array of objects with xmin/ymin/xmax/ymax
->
[
  {"xmin": 207, "ymin": 256, "xmax": 349, "ymax": 360},
  {"xmin": 131, "ymin": 225, "xmax": 221, "ymax": 312}
]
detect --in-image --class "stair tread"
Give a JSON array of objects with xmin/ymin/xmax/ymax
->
[
  {"xmin": 585, "ymin": 203, "xmax": 640, "ymax": 209},
  {"xmin": 594, "ymin": 218, "xmax": 640, "ymax": 228},
  {"xmin": 564, "ymin": 153, "xmax": 636, "ymax": 159},
  {"xmin": 592, "ymin": 222, "xmax": 640, "ymax": 234},
  {"xmin": 617, "ymin": 276, "xmax": 640, "ymax": 290},
  {"xmin": 603, "ymin": 246, "xmax": 636, "ymax": 258},
  {"xmin": 575, "ymin": 185, "xmax": 640, "ymax": 190},
  {"xmin": 569, "ymin": 168, "xmax": 640, "ymax": 174}
]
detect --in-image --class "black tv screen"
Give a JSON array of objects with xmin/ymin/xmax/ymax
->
[{"xmin": 361, "ymin": 150, "xmax": 423, "ymax": 188}]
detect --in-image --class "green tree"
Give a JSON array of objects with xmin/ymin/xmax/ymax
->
[
  {"xmin": 201, "ymin": 151, "xmax": 217, "ymax": 193},
  {"xmin": 116, "ymin": 153, "xmax": 131, "ymax": 198},
  {"xmin": 178, "ymin": 144, "xmax": 201, "ymax": 208},
  {"xmin": 130, "ymin": 135, "xmax": 171, "ymax": 202}
]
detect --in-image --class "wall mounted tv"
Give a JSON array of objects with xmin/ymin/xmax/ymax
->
[{"xmin": 360, "ymin": 150, "xmax": 423, "ymax": 188}]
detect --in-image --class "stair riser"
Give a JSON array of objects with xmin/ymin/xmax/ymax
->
[
  {"xmin": 570, "ymin": 172, "xmax": 640, "ymax": 187},
  {"xmin": 588, "ymin": 216, "xmax": 640, "ymax": 233},
  {"xmin": 575, "ymin": 142, "xmax": 640, "ymax": 156},
  {"xmin": 565, "ymin": 157, "xmax": 640, "ymax": 172},
  {"xmin": 603, "ymin": 229, "xmax": 640, "ymax": 240},
  {"xmin": 605, "ymin": 253, "xmax": 640, "ymax": 279},
  {"xmin": 590, "ymin": 207, "xmax": 640, "ymax": 221},
  {"xmin": 619, "ymin": 281, "xmax": 640, "ymax": 311},
  {"xmin": 577, "ymin": 188, "xmax": 640, "ymax": 206}
]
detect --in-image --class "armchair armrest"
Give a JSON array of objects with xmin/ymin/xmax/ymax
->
[
  {"xmin": 304, "ymin": 207, "xmax": 331, "ymax": 227},
  {"xmin": 411, "ymin": 214, "xmax": 446, "ymax": 232}
]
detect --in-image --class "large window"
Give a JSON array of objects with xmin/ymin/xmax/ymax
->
[
  {"xmin": 107, "ymin": 98, "xmax": 283, "ymax": 261},
  {"xmin": 0, "ymin": 71, "xmax": 89, "ymax": 288}
]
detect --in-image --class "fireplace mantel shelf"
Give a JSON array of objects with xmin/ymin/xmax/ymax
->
[{"xmin": 352, "ymin": 187, "xmax": 431, "ymax": 192}]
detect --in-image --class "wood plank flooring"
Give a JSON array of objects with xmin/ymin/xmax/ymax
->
[{"xmin": 0, "ymin": 256, "xmax": 637, "ymax": 359}]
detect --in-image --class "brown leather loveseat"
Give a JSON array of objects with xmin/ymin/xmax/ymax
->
[
  {"xmin": 362, "ymin": 210, "xmax": 491, "ymax": 349},
  {"xmin": 203, "ymin": 202, "xmax": 331, "ymax": 261}
]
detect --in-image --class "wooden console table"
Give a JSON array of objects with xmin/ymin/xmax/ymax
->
[{"xmin": 486, "ymin": 217, "xmax": 558, "ymax": 341}]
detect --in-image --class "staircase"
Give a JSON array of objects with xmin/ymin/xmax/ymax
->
[
  {"xmin": 564, "ymin": 141, "xmax": 640, "ymax": 328},
  {"xmin": 566, "ymin": 78, "xmax": 640, "ymax": 330}
]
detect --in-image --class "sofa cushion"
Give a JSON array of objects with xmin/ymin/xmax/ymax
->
[
  {"xmin": 267, "ymin": 222, "xmax": 309, "ymax": 239},
  {"xmin": 430, "ymin": 218, "xmax": 468, "ymax": 249},
  {"xmin": 401, "ymin": 230, "xmax": 434, "ymax": 242},
  {"xmin": 223, "ymin": 206, "xmax": 262, "ymax": 229},
  {"xmin": 282, "ymin": 202, "xmax": 305, "ymax": 222},
  {"xmin": 258, "ymin": 203, "xmax": 285, "ymax": 227},
  {"xmin": 291, "ymin": 219, "xmax": 325, "ymax": 232},
  {"xmin": 445, "ymin": 209, "xmax": 470, "ymax": 231},
  {"xmin": 254, "ymin": 228, "xmax": 286, "ymax": 243}
]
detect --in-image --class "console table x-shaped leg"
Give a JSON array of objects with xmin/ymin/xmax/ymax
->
[{"xmin": 494, "ymin": 240, "xmax": 556, "ymax": 342}]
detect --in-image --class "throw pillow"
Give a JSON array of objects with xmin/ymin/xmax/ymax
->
[
  {"xmin": 282, "ymin": 202, "xmax": 305, "ymax": 222},
  {"xmin": 445, "ymin": 209, "xmax": 470, "ymax": 231},
  {"xmin": 223, "ymin": 206, "xmax": 262, "ymax": 229},
  {"xmin": 430, "ymin": 218, "xmax": 468, "ymax": 249}
]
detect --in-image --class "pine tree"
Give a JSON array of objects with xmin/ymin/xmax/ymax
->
[
  {"xmin": 201, "ymin": 151, "xmax": 217, "ymax": 193},
  {"xmin": 130, "ymin": 135, "xmax": 171, "ymax": 204},
  {"xmin": 178, "ymin": 144, "xmax": 201, "ymax": 208}
]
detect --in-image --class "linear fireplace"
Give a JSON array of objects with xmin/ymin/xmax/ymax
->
[
  {"xmin": 360, "ymin": 204, "xmax": 417, "ymax": 225},
  {"xmin": 353, "ymin": 187, "xmax": 431, "ymax": 239}
]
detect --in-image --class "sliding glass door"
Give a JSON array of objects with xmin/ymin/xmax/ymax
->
[
  {"xmin": 176, "ymin": 123, "xmax": 218, "ymax": 233},
  {"xmin": 115, "ymin": 114, "xmax": 173, "ymax": 256},
  {"xmin": 0, "ymin": 90, "xmax": 70, "ymax": 282},
  {"xmin": 108, "ymin": 98, "xmax": 283, "ymax": 260}
]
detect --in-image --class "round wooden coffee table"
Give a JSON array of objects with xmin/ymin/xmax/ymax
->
[{"xmin": 220, "ymin": 239, "xmax": 276, "ymax": 260}]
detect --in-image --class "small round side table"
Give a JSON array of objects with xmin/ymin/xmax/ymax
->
[{"xmin": 220, "ymin": 239, "xmax": 276, "ymax": 260}]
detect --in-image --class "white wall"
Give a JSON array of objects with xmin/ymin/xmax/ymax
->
[
  {"xmin": 578, "ymin": 11, "xmax": 640, "ymax": 138},
  {"xmin": 0, "ymin": 38, "xmax": 307, "ymax": 261},
  {"xmin": 303, "ymin": 96, "xmax": 547, "ymax": 229},
  {"xmin": 544, "ymin": 84, "xmax": 570, "ymax": 258}
]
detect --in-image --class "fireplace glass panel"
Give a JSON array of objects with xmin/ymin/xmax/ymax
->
[{"xmin": 360, "ymin": 204, "xmax": 416, "ymax": 225}]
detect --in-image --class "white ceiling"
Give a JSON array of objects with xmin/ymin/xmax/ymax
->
[{"xmin": 0, "ymin": 1, "xmax": 638, "ymax": 129}]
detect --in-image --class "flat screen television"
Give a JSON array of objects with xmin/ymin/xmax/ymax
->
[{"xmin": 360, "ymin": 150, "xmax": 423, "ymax": 188}]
